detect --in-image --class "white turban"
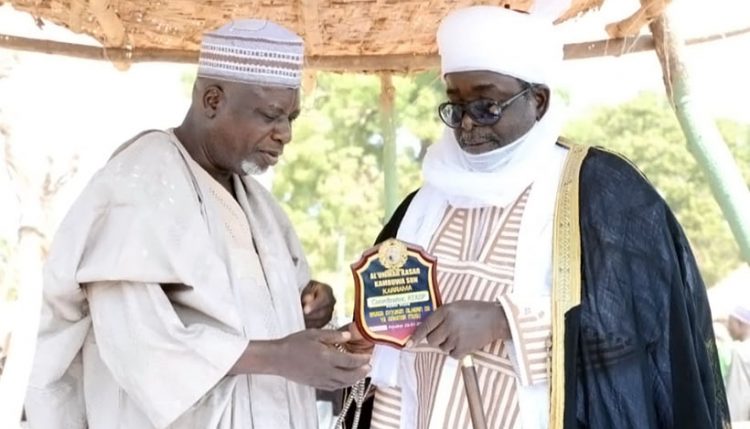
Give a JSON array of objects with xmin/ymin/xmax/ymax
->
[{"xmin": 437, "ymin": 6, "xmax": 564, "ymax": 85}]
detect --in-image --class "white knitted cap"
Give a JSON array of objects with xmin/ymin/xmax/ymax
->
[{"xmin": 198, "ymin": 19, "xmax": 304, "ymax": 89}]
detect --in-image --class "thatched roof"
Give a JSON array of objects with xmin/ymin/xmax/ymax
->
[{"xmin": 0, "ymin": 0, "xmax": 674, "ymax": 71}]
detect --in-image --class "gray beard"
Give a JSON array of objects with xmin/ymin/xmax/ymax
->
[
  {"xmin": 240, "ymin": 159, "xmax": 266, "ymax": 176},
  {"xmin": 456, "ymin": 131, "xmax": 505, "ymax": 151}
]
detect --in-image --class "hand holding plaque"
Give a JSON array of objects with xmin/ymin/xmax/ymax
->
[
  {"xmin": 347, "ymin": 239, "xmax": 487, "ymax": 429},
  {"xmin": 350, "ymin": 238, "xmax": 441, "ymax": 348}
]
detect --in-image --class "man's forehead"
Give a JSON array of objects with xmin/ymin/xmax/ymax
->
[
  {"xmin": 250, "ymin": 84, "xmax": 301, "ymax": 109},
  {"xmin": 445, "ymin": 71, "xmax": 521, "ymax": 92},
  {"xmin": 230, "ymin": 80, "xmax": 296, "ymax": 97}
]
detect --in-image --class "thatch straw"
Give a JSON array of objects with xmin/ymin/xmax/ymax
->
[
  {"xmin": 3, "ymin": 0, "xmax": 602, "ymax": 56},
  {"xmin": 0, "ymin": 0, "xmax": 683, "ymax": 71}
]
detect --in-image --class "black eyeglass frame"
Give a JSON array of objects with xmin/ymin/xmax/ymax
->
[{"xmin": 437, "ymin": 85, "xmax": 533, "ymax": 129}]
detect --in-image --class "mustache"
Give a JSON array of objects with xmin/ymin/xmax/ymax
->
[{"xmin": 457, "ymin": 131, "xmax": 501, "ymax": 148}]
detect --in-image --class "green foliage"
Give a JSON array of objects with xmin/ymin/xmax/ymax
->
[
  {"xmin": 394, "ymin": 72, "xmax": 445, "ymax": 151},
  {"xmin": 181, "ymin": 71, "xmax": 196, "ymax": 98},
  {"xmin": 273, "ymin": 72, "xmax": 443, "ymax": 281},
  {"xmin": 565, "ymin": 92, "xmax": 750, "ymax": 285}
]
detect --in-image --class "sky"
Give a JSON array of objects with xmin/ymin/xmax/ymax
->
[{"xmin": 0, "ymin": 0, "xmax": 749, "ymax": 263}]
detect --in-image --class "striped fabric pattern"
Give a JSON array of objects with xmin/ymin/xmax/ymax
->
[
  {"xmin": 497, "ymin": 294, "xmax": 551, "ymax": 385},
  {"xmin": 372, "ymin": 186, "xmax": 552, "ymax": 428},
  {"xmin": 197, "ymin": 19, "xmax": 303, "ymax": 89}
]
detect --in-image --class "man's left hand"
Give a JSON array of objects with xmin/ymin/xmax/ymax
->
[
  {"xmin": 301, "ymin": 280, "xmax": 336, "ymax": 329},
  {"xmin": 406, "ymin": 300, "xmax": 510, "ymax": 359}
]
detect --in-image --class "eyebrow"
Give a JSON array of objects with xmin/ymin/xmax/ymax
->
[
  {"xmin": 263, "ymin": 104, "xmax": 300, "ymax": 121},
  {"xmin": 263, "ymin": 104, "xmax": 285, "ymax": 114},
  {"xmin": 446, "ymin": 82, "xmax": 516, "ymax": 98},
  {"xmin": 471, "ymin": 83, "xmax": 497, "ymax": 92}
]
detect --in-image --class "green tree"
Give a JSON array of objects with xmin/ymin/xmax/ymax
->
[
  {"xmin": 565, "ymin": 92, "xmax": 750, "ymax": 285},
  {"xmin": 273, "ymin": 72, "xmax": 444, "ymax": 277}
]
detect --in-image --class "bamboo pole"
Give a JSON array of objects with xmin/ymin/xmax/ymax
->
[
  {"xmin": 645, "ymin": 2, "xmax": 750, "ymax": 263},
  {"xmin": 2, "ymin": 28, "xmax": 750, "ymax": 72},
  {"xmin": 379, "ymin": 73, "xmax": 398, "ymax": 220}
]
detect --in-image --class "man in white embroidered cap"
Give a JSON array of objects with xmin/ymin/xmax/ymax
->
[
  {"xmin": 24, "ymin": 19, "xmax": 370, "ymax": 429},
  {"xmin": 345, "ymin": 5, "xmax": 729, "ymax": 429}
]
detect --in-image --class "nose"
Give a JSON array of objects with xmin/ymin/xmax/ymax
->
[
  {"xmin": 272, "ymin": 118, "xmax": 292, "ymax": 145},
  {"xmin": 460, "ymin": 112, "xmax": 474, "ymax": 131}
]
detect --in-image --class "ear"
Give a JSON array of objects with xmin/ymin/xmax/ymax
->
[
  {"xmin": 532, "ymin": 84, "xmax": 551, "ymax": 120},
  {"xmin": 201, "ymin": 85, "xmax": 224, "ymax": 119}
]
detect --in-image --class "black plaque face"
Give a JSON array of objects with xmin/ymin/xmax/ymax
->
[{"xmin": 351, "ymin": 238, "xmax": 441, "ymax": 348}]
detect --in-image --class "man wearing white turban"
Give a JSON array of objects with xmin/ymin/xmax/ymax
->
[
  {"xmin": 25, "ymin": 19, "xmax": 370, "ymax": 429},
  {"xmin": 346, "ymin": 5, "xmax": 730, "ymax": 429}
]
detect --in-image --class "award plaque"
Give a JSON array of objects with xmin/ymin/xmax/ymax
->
[{"xmin": 351, "ymin": 238, "xmax": 441, "ymax": 348}]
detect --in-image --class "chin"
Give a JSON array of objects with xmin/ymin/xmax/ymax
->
[
  {"xmin": 459, "ymin": 141, "xmax": 501, "ymax": 155},
  {"xmin": 240, "ymin": 160, "xmax": 267, "ymax": 176}
]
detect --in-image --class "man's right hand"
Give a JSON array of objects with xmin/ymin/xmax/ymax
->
[
  {"xmin": 231, "ymin": 329, "xmax": 371, "ymax": 391},
  {"xmin": 274, "ymin": 329, "xmax": 370, "ymax": 390}
]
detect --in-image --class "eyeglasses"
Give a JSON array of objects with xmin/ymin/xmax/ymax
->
[{"xmin": 438, "ymin": 86, "xmax": 532, "ymax": 129}]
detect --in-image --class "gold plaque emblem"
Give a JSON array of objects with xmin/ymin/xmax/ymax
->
[
  {"xmin": 352, "ymin": 238, "xmax": 441, "ymax": 348},
  {"xmin": 377, "ymin": 238, "xmax": 408, "ymax": 270}
]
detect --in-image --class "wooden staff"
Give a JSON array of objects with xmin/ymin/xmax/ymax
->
[{"xmin": 461, "ymin": 355, "xmax": 487, "ymax": 429}]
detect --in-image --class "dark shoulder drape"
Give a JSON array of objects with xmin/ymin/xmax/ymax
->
[
  {"xmin": 374, "ymin": 190, "xmax": 420, "ymax": 245},
  {"xmin": 564, "ymin": 147, "xmax": 730, "ymax": 428}
]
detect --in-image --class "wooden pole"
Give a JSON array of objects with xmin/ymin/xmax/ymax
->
[
  {"xmin": 645, "ymin": 2, "xmax": 750, "ymax": 263},
  {"xmin": 461, "ymin": 356, "xmax": 488, "ymax": 429},
  {"xmin": 2, "ymin": 28, "xmax": 750, "ymax": 72},
  {"xmin": 380, "ymin": 73, "xmax": 398, "ymax": 221}
]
